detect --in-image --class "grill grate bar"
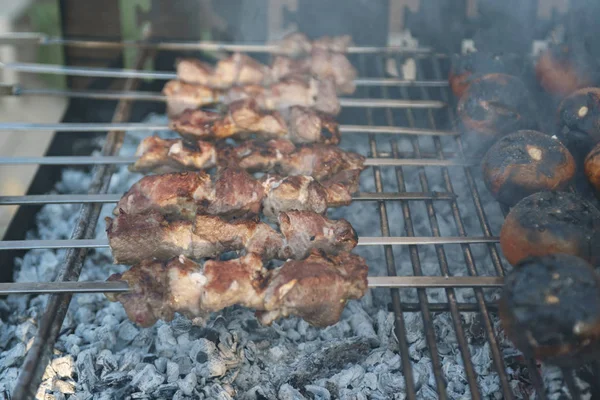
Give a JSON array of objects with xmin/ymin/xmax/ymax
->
[
  {"xmin": 378, "ymin": 56, "xmax": 448, "ymax": 398},
  {"xmin": 0, "ymin": 236, "xmax": 500, "ymax": 250},
  {"xmin": 359, "ymin": 54, "xmax": 418, "ymax": 398},
  {"xmin": 0, "ymin": 33, "xmax": 436, "ymax": 54},
  {"xmin": 0, "ymin": 191, "xmax": 458, "ymax": 205},
  {"xmin": 428, "ymin": 57, "xmax": 514, "ymax": 399}
]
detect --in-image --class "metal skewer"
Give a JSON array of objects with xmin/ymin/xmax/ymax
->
[
  {"xmin": 0, "ymin": 83, "xmax": 447, "ymax": 109},
  {"xmin": 0, "ymin": 236, "xmax": 499, "ymax": 251},
  {"xmin": 0, "ymin": 32, "xmax": 435, "ymax": 54},
  {"xmin": 0, "ymin": 275, "xmax": 504, "ymax": 295},
  {"xmin": 0, "ymin": 120, "xmax": 455, "ymax": 136},
  {"xmin": 0, "ymin": 63, "xmax": 447, "ymax": 88}
]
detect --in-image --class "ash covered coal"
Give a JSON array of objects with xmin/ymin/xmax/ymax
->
[{"xmin": 0, "ymin": 114, "xmax": 579, "ymax": 400}]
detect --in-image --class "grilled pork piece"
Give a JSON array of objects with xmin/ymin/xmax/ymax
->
[
  {"xmin": 131, "ymin": 136, "xmax": 217, "ymax": 175},
  {"xmin": 176, "ymin": 53, "xmax": 270, "ymax": 88},
  {"xmin": 499, "ymin": 254, "xmax": 600, "ymax": 368},
  {"xmin": 275, "ymin": 33, "xmax": 353, "ymax": 57},
  {"xmin": 130, "ymin": 136, "xmax": 365, "ymax": 181},
  {"xmin": 481, "ymin": 130, "xmax": 575, "ymax": 206},
  {"xmin": 500, "ymin": 191, "xmax": 600, "ymax": 266},
  {"xmin": 536, "ymin": 43, "xmax": 598, "ymax": 97},
  {"xmin": 115, "ymin": 168, "xmax": 358, "ymax": 222},
  {"xmin": 177, "ymin": 51, "xmax": 356, "ymax": 94},
  {"xmin": 163, "ymin": 76, "xmax": 340, "ymax": 117},
  {"xmin": 106, "ymin": 249, "xmax": 368, "ymax": 328},
  {"xmin": 106, "ymin": 210, "xmax": 357, "ymax": 265},
  {"xmin": 169, "ymin": 99, "xmax": 340, "ymax": 144}
]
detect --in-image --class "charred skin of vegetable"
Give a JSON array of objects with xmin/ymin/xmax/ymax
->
[
  {"xmin": 499, "ymin": 254, "xmax": 600, "ymax": 368},
  {"xmin": 457, "ymin": 73, "xmax": 538, "ymax": 156},
  {"xmin": 448, "ymin": 52, "xmax": 522, "ymax": 99},
  {"xmin": 481, "ymin": 130, "xmax": 575, "ymax": 206},
  {"xmin": 500, "ymin": 191, "xmax": 600, "ymax": 266},
  {"xmin": 536, "ymin": 43, "xmax": 597, "ymax": 97},
  {"xmin": 584, "ymin": 141, "xmax": 600, "ymax": 195},
  {"xmin": 558, "ymin": 88, "xmax": 600, "ymax": 154}
]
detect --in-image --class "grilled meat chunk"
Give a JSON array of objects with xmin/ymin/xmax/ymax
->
[
  {"xmin": 106, "ymin": 210, "xmax": 357, "ymax": 265},
  {"xmin": 500, "ymin": 191, "xmax": 600, "ymax": 266},
  {"xmin": 116, "ymin": 169, "xmax": 358, "ymax": 222},
  {"xmin": 457, "ymin": 73, "xmax": 538, "ymax": 155},
  {"xmin": 129, "ymin": 137, "xmax": 365, "ymax": 180},
  {"xmin": 481, "ymin": 130, "xmax": 575, "ymax": 206},
  {"xmin": 169, "ymin": 99, "xmax": 340, "ymax": 144},
  {"xmin": 499, "ymin": 254, "xmax": 600, "ymax": 368},
  {"xmin": 177, "ymin": 53, "xmax": 270, "ymax": 88},
  {"xmin": 106, "ymin": 249, "xmax": 368, "ymax": 328},
  {"xmin": 275, "ymin": 33, "xmax": 353, "ymax": 57},
  {"xmin": 163, "ymin": 76, "xmax": 340, "ymax": 117},
  {"xmin": 130, "ymin": 137, "xmax": 217, "ymax": 175}
]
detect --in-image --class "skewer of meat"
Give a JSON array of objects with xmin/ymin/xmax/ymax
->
[
  {"xmin": 129, "ymin": 136, "xmax": 365, "ymax": 181},
  {"xmin": 105, "ymin": 249, "xmax": 368, "ymax": 328},
  {"xmin": 177, "ymin": 49, "xmax": 357, "ymax": 94},
  {"xmin": 274, "ymin": 33, "xmax": 353, "ymax": 57},
  {"xmin": 116, "ymin": 168, "xmax": 359, "ymax": 222},
  {"xmin": 169, "ymin": 98, "xmax": 340, "ymax": 144},
  {"xmin": 163, "ymin": 75, "xmax": 340, "ymax": 117},
  {"xmin": 106, "ymin": 209, "xmax": 357, "ymax": 265}
]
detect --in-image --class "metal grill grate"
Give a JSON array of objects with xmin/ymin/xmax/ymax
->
[{"xmin": 0, "ymin": 41, "xmax": 588, "ymax": 399}]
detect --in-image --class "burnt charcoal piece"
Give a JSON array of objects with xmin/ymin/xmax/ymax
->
[
  {"xmin": 457, "ymin": 74, "xmax": 538, "ymax": 155},
  {"xmin": 536, "ymin": 43, "xmax": 598, "ymax": 97},
  {"xmin": 500, "ymin": 191, "xmax": 600, "ymax": 266},
  {"xmin": 449, "ymin": 52, "xmax": 522, "ymax": 99},
  {"xmin": 558, "ymin": 88, "xmax": 600, "ymax": 150},
  {"xmin": 499, "ymin": 254, "xmax": 600, "ymax": 368},
  {"xmin": 481, "ymin": 130, "xmax": 575, "ymax": 206}
]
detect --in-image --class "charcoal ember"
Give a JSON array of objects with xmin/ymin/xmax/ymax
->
[
  {"xmin": 171, "ymin": 317, "xmax": 193, "ymax": 336},
  {"xmin": 346, "ymin": 303, "xmax": 379, "ymax": 347},
  {"xmin": 53, "ymin": 379, "xmax": 76, "ymax": 394},
  {"xmin": 202, "ymin": 382, "xmax": 234, "ymax": 399},
  {"xmin": 377, "ymin": 371, "xmax": 406, "ymax": 396},
  {"xmin": 131, "ymin": 328, "xmax": 155, "ymax": 350},
  {"xmin": 96, "ymin": 350, "xmax": 118, "ymax": 379},
  {"xmin": 244, "ymin": 384, "xmax": 278, "ymax": 400},
  {"xmin": 154, "ymin": 357, "xmax": 168, "ymax": 374},
  {"xmin": 1, "ymin": 342, "xmax": 25, "ymax": 367},
  {"xmin": 152, "ymin": 382, "xmax": 179, "ymax": 398},
  {"xmin": 166, "ymin": 360, "xmax": 180, "ymax": 383},
  {"xmin": 94, "ymin": 325, "xmax": 117, "ymax": 349},
  {"xmin": 75, "ymin": 308, "xmax": 94, "ymax": 324},
  {"xmin": 173, "ymin": 355, "xmax": 193, "ymax": 376},
  {"xmin": 62, "ymin": 334, "xmax": 82, "ymax": 355},
  {"xmin": 130, "ymin": 364, "xmax": 165, "ymax": 393},
  {"xmin": 156, "ymin": 325, "xmax": 178, "ymax": 357},
  {"xmin": 177, "ymin": 372, "xmax": 197, "ymax": 396},
  {"xmin": 0, "ymin": 321, "xmax": 15, "ymax": 351},
  {"xmin": 51, "ymin": 355, "xmax": 75, "ymax": 379},
  {"xmin": 0, "ymin": 367, "xmax": 18, "ymax": 394},
  {"xmin": 14, "ymin": 320, "xmax": 37, "ymax": 343},
  {"xmin": 75, "ymin": 349, "xmax": 98, "ymax": 392},
  {"xmin": 287, "ymin": 337, "xmax": 371, "ymax": 388},
  {"xmin": 328, "ymin": 365, "xmax": 365, "ymax": 390},
  {"xmin": 376, "ymin": 310, "xmax": 396, "ymax": 350},
  {"xmin": 278, "ymin": 383, "xmax": 305, "ymax": 400},
  {"xmin": 190, "ymin": 338, "xmax": 241, "ymax": 378},
  {"xmin": 96, "ymin": 370, "xmax": 129, "ymax": 388},
  {"xmin": 305, "ymin": 384, "xmax": 331, "ymax": 400},
  {"xmin": 118, "ymin": 349, "xmax": 143, "ymax": 371}
]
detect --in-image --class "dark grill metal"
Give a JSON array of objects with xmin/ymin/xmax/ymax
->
[{"xmin": 0, "ymin": 39, "xmax": 586, "ymax": 400}]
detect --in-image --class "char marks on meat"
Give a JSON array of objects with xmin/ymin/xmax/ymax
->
[
  {"xmin": 106, "ymin": 210, "xmax": 357, "ymax": 265},
  {"xmin": 130, "ymin": 136, "xmax": 217, "ymax": 174},
  {"xmin": 106, "ymin": 250, "xmax": 368, "ymax": 328},
  {"xmin": 169, "ymin": 99, "xmax": 339, "ymax": 144}
]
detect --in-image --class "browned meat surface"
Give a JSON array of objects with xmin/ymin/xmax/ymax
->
[
  {"xmin": 163, "ymin": 76, "xmax": 340, "ymax": 117},
  {"xmin": 130, "ymin": 136, "xmax": 365, "ymax": 181},
  {"xmin": 275, "ymin": 33, "xmax": 352, "ymax": 57},
  {"xmin": 117, "ymin": 167, "xmax": 357, "ymax": 221},
  {"xmin": 106, "ymin": 210, "xmax": 357, "ymax": 264},
  {"xmin": 130, "ymin": 136, "xmax": 217, "ymax": 175},
  {"xmin": 169, "ymin": 99, "xmax": 339, "ymax": 144},
  {"xmin": 177, "ymin": 54, "xmax": 270, "ymax": 87},
  {"xmin": 162, "ymin": 80, "xmax": 218, "ymax": 117},
  {"xmin": 106, "ymin": 249, "xmax": 368, "ymax": 328}
]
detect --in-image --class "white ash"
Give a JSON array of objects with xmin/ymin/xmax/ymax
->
[{"xmin": 0, "ymin": 113, "xmax": 581, "ymax": 399}]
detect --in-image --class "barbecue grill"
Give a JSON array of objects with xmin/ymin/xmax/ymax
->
[{"xmin": 0, "ymin": 1, "xmax": 595, "ymax": 399}]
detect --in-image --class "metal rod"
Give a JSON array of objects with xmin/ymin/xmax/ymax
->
[
  {"xmin": 0, "ymin": 275, "xmax": 503, "ymax": 295},
  {"xmin": 0, "ymin": 236, "xmax": 499, "ymax": 250},
  {"xmin": 0, "ymin": 122, "xmax": 453, "ymax": 135},
  {"xmin": 1, "ymin": 85, "xmax": 448, "ymax": 110},
  {"xmin": 0, "ymin": 32, "xmax": 435, "ymax": 54},
  {"xmin": 0, "ymin": 155, "xmax": 472, "ymax": 168},
  {"xmin": 0, "ymin": 66, "xmax": 447, "ymax": 87},
  {"xmin": 0, "ymin": 191, "xmax": 457, "ymax": 205}
]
